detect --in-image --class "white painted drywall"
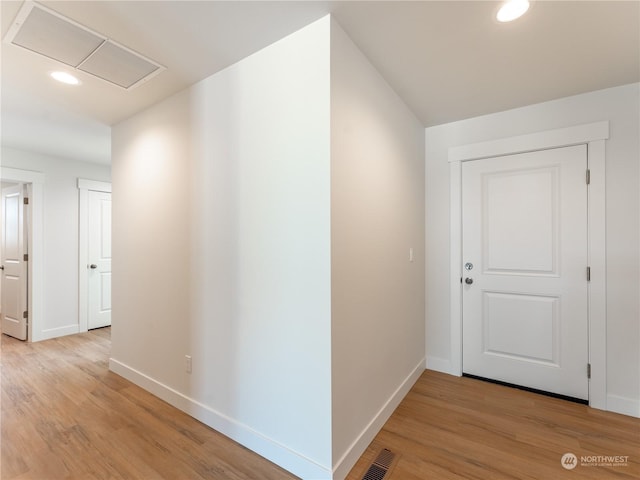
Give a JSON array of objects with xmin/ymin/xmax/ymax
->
[
  {"xmin": 0, "ymin": 147, "xmax": 111, "ymax": 339},
  {"xmin": 111, "ymin": 17, "xmax": 333, "ymax": 478},
  {"xmin": 425, "ymin": 83, "xmax": 640, "ymax": 417},
  {"xmin": 330, "ymin": 19, "xmax": 426, "ymax": 477},
  {"xmin": 112, "ymin": 14, "xmax": 431, "ymax": 478}
]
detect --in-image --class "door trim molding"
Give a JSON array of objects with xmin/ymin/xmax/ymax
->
[
  {"xmin": 78, "ymin": 179, "xmax": 112, "ymax": 333},
  {"xmin": 78, "ymin": 179, "xmax": 112, "ymax": 193},
  {"xmin": 0, "ymin": 167, "xmax": 44, "ymax": 342},
  {"xmin": 447, "ymin": 121, "xmax": 609, "ymax": 411},
  {"xmin": 448, "ymin": 121, "xmax": 609, "ymax": 163}
]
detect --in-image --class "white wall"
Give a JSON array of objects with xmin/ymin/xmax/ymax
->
[
  {"xmin": 111, "ymin": 17, "xmax": 333, "ymax": 478},
  {"xmin": 111, "ymin": 15, "xmax": 429, "ymax": 479},
  {"xmin": 330, "ymin": 19, "xmax": 425, "ymax": 478},
  {"xmin": 0, "ymin": 147, "xmax": 111, "ymax": 339},
  {"xmin": 425, "ymin": 83, "xmax": 640, "ymax": 417}
]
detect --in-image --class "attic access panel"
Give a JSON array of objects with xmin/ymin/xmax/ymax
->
[
  {"xmin": 10, "ymin": 4, "xmax": 105, "ymax": 67},
  {"xmin": 4, "ymin": 1, "xmax": 165, "ymax": 90},
  {"xmin": 78, "ymin": 41, "xmax": 161, "ymax": 89}
]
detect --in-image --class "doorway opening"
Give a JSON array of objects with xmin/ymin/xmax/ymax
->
[
  {"xmin": 0, "ymin": 166, "xmax": 44, "ymax": 342},
  {"xmin": 461, "ymin": 145, "xmax": 589, "ymax": 401},
  {"xmin": 1, "ymin": 182, "xmax": 28, "ymax": 340},
  {"xmin": 78, "ymin": 179, "xmax": 112, "ymax": 332},
  {"xmin": 448, "ymin": 121, "xmax": 608, "ymax": 410}
]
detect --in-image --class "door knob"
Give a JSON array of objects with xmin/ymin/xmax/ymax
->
[
  {"xmin": 465, "ymin": 277, "xmax": 473, "ymax": 285},
  {"xmin": 89, "ymin": 264, "xmax": 98, "ymax": 269},
  {"xmin": 0, "ymin": 265, "xmax": 4, "ymax": 270}
]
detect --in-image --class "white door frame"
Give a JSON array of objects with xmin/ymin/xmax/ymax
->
[
  {"xmin": 448, "ymin": 121, "xmax": 608, "ymax": 410},
  {"xmin": 78, "ymin": 179, "xmax": 112, "ymax": 332},
  {"xmin": 0, "ymin": 167, "xmax": 44, "ymax": 342}
]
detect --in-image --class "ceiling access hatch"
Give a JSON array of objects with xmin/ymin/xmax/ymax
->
[{"xmin": 4, "ymin": 1, "xmax": 165, "ymax": 90}]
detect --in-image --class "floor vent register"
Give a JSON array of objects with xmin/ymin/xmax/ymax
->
[{"xmin": 361, "ymin": 448, "xmax": 397, "ymax": 480}]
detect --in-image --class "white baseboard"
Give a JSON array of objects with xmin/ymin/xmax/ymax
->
[
  {"xmin": 331, "ymin": 358, "xmax": 425, "ymax": 480},
  {"xmin": 108, "ymin": 358, "xmax": 332, "ymax": 480},
  {"xmin": 426, "ymin": 355, "xmax": 455, "ymax": 375},
  {"xmin": 35, "ymin": 324, "xmax": 80, "ymax": 342},
  {"xmin": 607, "ymin": 394, "xmax": 640, "ymax": 418}
]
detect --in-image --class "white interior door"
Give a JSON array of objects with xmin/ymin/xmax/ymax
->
[
  {"xmin": 88, "ymin": 190, "xmax": 112, "ymax": 329},
  {"xmin": 462, "ymin": 145, "xmax": 589, "ymax": 400},
  {"xmin": 2, "ymin": 184, "xmax": 28, "ymax": 340}
]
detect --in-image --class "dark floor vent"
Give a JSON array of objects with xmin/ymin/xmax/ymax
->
[{"xmin": 362, "ymin": 448, "xmax": 397, "ymax": 480}]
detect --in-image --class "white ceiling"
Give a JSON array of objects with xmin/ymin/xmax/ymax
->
[{"xmin": 1, "ymin": 1, "xmax": 638, "ymax": 165}]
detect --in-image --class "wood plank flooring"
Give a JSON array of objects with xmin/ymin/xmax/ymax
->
[
  {"xmin": 346, "ymin": 371, "xmax": 640, "ymax": 480},
  {"xmin": 2, "ymin": 330, "xmax": 639, "ymax": 479},
  {"xmin": 1, "ymin": 329, "xmax": 298, "ymax": 480}
]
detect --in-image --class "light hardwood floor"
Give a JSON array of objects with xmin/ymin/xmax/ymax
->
[
  {"xmin": 2, "ymin": 330, "xmax": 639, "ymax": 479},
  {"xmin": 1, "ymin": 329, "xmax": 298, "ymax": 480},
  {"xmin": 347, "ymin": 371, "xmax": 640, "ymax": 480}
]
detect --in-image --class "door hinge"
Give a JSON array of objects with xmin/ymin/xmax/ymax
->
[
  {"xmin": 586, "ymin": 169, "xmax": 591, "ymax": 185},
  {"xmin": 23, "ymin": 253, "xmax": 28, "ymax": 262},
  {"xmin": 587, "ymin": 363, "xmax": 591, "ymax": 379},
  {"xmin": 23, "ymin": 311, "xmax": 28, "ymax": 319},
  {"xmin": 23, "ymin": 197, "xmax": 29, "ymax": 205},
  {"xmin": 587, "ymin": 266, "xmax": 591, "ymax": 281}
]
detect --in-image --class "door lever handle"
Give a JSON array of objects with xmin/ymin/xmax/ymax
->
[{"xmin": 89, "ymin": 264, "xmax": 98, "ymax": 269}]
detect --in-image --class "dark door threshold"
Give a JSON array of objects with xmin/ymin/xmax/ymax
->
[{"xmin": 462, "ymin": 373, "xmax": 589, "ymax": 405}]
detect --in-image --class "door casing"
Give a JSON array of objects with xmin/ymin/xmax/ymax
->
[
  {"xmin": 0, "ymin": 167, "xmax": 44, "ymax": 342},
  {"xmin": 447, "ymin": 121, "xmax": 608, "ymax": 410},
  {"xmin": 1, "ymin": 183, "xmax": 28, "ymax": 340}
]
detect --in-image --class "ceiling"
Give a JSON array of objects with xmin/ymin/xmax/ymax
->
[{"xmin": 1, "ymin": 1, "xmax": 638, "ymax": 165}]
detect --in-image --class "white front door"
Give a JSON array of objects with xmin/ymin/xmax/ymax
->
[
  {"xmin": 462, "ymin": 145, "xmax": 589, "ymax": 400},
  {"xmin": 2, "ymin": 184, "xmax": 28, "ymax": 340},
  {"xmin": 88, "ymin": 190, "xmax": 112, "ymax": 329}
]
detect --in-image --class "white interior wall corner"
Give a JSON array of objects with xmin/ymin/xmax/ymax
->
[
  {"xmin": 111, "ymin": 16, "xmax": 333, "ymax": 478},
  {"xmin": 329, "ymin": 17, "xmax": 426, "ymax": 478}
]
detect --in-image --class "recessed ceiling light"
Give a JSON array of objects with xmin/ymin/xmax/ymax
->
[
  {"xmin": 497, "ymin": 0, "xmax": 530, "ymax": 22},
  {"xmin": 50, "ymin": 71, "xmax": 80, "ymax": 85}
]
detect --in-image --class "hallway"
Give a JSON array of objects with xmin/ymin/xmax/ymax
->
[{"xmin": 2, "ymin": 329, "xmax": 639, "ymax": 479}]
